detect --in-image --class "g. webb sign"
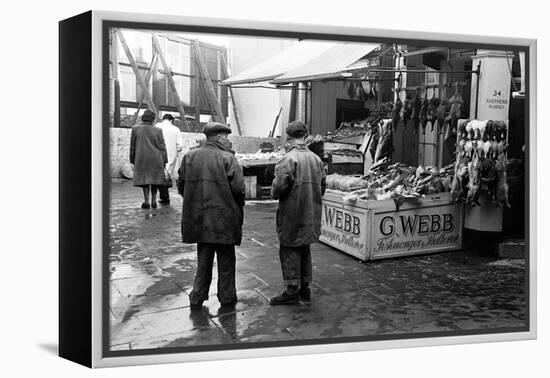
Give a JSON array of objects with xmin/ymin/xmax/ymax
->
[
  {"xmin": 320, "ymin": 195, "xmax": 463, "ymax": 260},
  {"xmin": 373, "ymin": 211, "xmax": 460, "ymax": 256},
  {"xmin": 320, "ymin": 205, "xmax": 367, "ymax": 259}
]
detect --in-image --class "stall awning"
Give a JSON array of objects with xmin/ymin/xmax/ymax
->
[
  {"xmin": 221, "ymin": 41, "xmax": 335, "ymax": 86},
  {"xmin": 271, "ymin": 43, "xmax": 380, "ymax": 84}
]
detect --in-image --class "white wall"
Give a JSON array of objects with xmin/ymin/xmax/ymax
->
[{"xmin": 227, "ymin": 36, "xmax": 295, "ymax": 137}]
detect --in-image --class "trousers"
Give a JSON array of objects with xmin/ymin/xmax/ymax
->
[
  {"xmin": 189, "ymin": 243, "xmax": 237, "ymax": 305},
  {"xmin": 279, "ymin": 244, "xmax": 312, "ymax": 286},
  {"xmin": 159, "ymin": 185, "xmax": 170, "ymax": 200}
]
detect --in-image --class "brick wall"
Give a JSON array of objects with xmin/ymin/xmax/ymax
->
[{"xmin": 109, "ymin": 128, "xmax": 282, "ymax": 178}]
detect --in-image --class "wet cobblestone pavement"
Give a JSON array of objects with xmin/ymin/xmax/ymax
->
[{"xmin": 109, "ymin": 180, "xmax": 527, "ymax": 351}]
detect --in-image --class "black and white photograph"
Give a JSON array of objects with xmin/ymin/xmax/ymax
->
[
  {"xmin": 105, "ymin": 22, "xmax": 530, "ymax": 355},
  {"xmin": 5, "ymin": 0, "xmax": 550, "ymax": 374}
]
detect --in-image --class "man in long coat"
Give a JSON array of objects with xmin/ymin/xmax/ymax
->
[
  {"xmin": 155, "ymin": 114, "xmax": 183, "ymax": 205},
  {"xmin": 270, "ymin": 121, "xmax": 326, "ymax": 305},
  {"xmin": 177, "ymin": 122, "xmax": 245, "ymax": 310}
]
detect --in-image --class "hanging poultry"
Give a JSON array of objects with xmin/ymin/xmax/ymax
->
[
  {"xmin": 374, "ymin": 119, "xmax": 393, "ymax": 162},
  {"xmin": 495, "ymin": 151, "xmax": 511, "ymax": 208},
  {"xmin": 368, "ymin": 122, "xmax": 380, "ymax": 162},
  {"xmin": 448, "ymin": 89, "xmax": 464, "ymax": 133},
  {"xmin": 347, "ymin": 81, "xmax": 356, "ymax": 98},
  {"xmin": 457, "ymin": 119, "xmax": 468, "ymax": 140},
  {"xmin": 402, "ymin": 96, "xmax": 413, "ymax": 129},
  {"xmin": 436, "ymin": 98, "xmax": 449, "ymax": 136},
  {"xmin": 419, "ymin": 95, "xmax": 429, "ymax": 133},
  {"xmin": 481, "ymin": 157, "xmax": 498, "ymax": 201},
  {"xmin": 361, "ymin": 81, "xmax": 371, "ymax": 96},
  {"xmin": 427, "ymin": 94, "xmax": 440, "ymax": 132},
  {"xmin": 411, "ymin": 93, "xmax": 422, "ymax": 134},
  {"xmin": 355, "ymin": 81, "xmax": 367, "ymax": 101},
  {"xmin": 391, "ymin": 97, "xmax": 403, "ymax": 130},
  {"xmin": 466, "ymin": 152, "xmax": 482, "ymax": 206},
  {"xmin": 450, "ymin": 156, "xmax": 467, "ymax": 202},
  {"xmin": 484, "ymin": 120, "xmax": 495, "ymax": 141}
]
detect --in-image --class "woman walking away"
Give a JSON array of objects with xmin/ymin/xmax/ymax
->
[{"xmin": 129, "ymin": 110, "xmax": 168, "ymax": 209}]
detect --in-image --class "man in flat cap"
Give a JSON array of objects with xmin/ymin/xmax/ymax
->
[
  {"xmin": 177, "ymin": 122, "xmax": 245, "ymax": 310},
  {"xmin": 270, "ymin": 120, "xmax": 326, "ymax": 305}
]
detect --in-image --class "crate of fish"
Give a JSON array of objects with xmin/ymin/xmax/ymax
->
[{"xmin": 319, "ymin": 162, "xmax": 464, "ymax": 260}]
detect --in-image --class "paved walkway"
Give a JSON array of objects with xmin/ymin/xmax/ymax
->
[{"xmin": 109, "ymin": 180, "xmax": 527, "ymax": 351}]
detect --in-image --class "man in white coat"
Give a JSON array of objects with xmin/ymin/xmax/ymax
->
[{"xmin": 156, "ymin": 114, "xmax": 183, "ymax": 205}]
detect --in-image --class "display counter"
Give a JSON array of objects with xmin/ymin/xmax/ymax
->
[
  {"xmin": 238, "ymin": 157, "xmax": 282, "ymax": 168},
  {"xmin": 320, "ymin": 189, "xmax": 464, "ymax": 261}
]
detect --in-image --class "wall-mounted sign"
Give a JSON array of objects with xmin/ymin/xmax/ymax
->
[{"xmin": 470, "ymin": 50, "xmax": 513, "ymax": 121}]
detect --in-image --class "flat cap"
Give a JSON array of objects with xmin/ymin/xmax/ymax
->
[
  {"xmin": 286, "ymin": 120, "xmax": 308, "ymax": 138},
  {"xmin": 203, "ymin": 122, "xmax": 232, "ymax": 136}
]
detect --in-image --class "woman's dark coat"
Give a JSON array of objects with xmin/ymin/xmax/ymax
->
[
  {"xmin": 271, "ymin": 144, "xmax": 326, "ymax": 247},
  {"xmin": 130, "ymin": 122, "xmax": 168, "ymax": 186},
  {"xmin": 177, "ymin": 140, "xmax": 245, "ymax": 245}
]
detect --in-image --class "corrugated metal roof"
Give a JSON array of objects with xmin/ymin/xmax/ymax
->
[
  {"xmin": 272, "ymin": 42, "xmax": 380, "ymax": 84},
  {"xmin": 222, "ymin": 41, "xmax": 335, "ymax": 85}
]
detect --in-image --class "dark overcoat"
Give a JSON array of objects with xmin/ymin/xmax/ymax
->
[
  {"xmin": 177, "ymin": 140, "xmax": 245, "ymax": 245},
  {"xmin": 130, "ymin": 122, "xmax": 168, "ymax": 187},
  {"xmin": 271, "ymin": 144, "xmax": 326, "ymax": 247}
]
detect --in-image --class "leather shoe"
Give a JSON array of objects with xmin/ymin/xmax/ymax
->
[
  {"xmin": 270, "ymin": 291, "xmax": 299, "ymax": 306},
  {"xmin": 299, "ymin": 287, "xmax": 311, "ymax": 301}
]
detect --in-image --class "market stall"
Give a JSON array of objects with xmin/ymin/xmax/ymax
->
[
  {"xmin": 236, "ymin": 149, "xmax": 285, "ymax": 199},
  {"xmin": 319, "ymin": 159, "xmax": 464, "ymax": 260}
]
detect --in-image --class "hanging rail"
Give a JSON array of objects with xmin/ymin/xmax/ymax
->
[
  {"xmin": 227, "ymin": 85, "xmax": 310, "ymax": 90},
  {"xmin": 392, "ymin": 80, "xmax": 469, "ymax": 92},
  {"xmin": 363, "ymin": 67, "xmax": 481, "ymax": 75}
]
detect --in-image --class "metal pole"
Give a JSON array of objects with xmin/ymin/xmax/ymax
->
[{"xmin": 474, "ymin": 61, "xmax": 481, "ymax": 119}]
